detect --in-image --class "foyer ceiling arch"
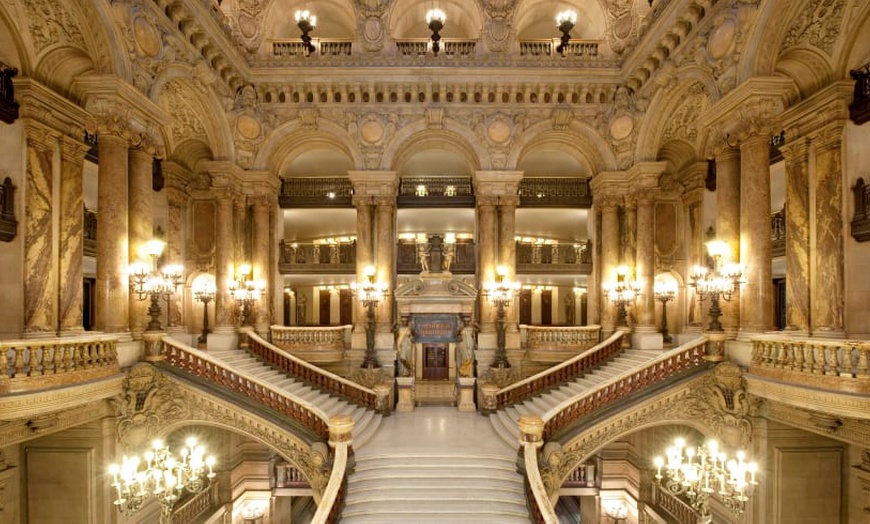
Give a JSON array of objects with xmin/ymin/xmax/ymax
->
[
  {"xmin": 514, "ymin": 0, "xmax": 608, "ymax": 40},
  {"xmin": 388, "ymin": 0, "xmax": 482, "ymax": 39}
]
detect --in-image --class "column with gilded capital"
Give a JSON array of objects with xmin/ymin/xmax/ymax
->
[
  {"xmin": 375, "ymin": 196, "xmax": 396, "ymax": 330},
  {"xmin": 811, "ymin": 124, "xmax": 845, "ymax": 336},
  {"xmin": 715, "ymin": 145, "xmax": 741, "ymax": 336},
  {"xmin": 779, "ymin": 138, "xmax": 810, "ymax": 333},
  {"xmin": 128, "ymin": 143, "xmax": 154, "ymax": 338},
  {"xmin": 95, "ymin": 126, "xmax": 130, "ymax": 335},
  {"xmin": 213, "ymin": 190, "xmax": 235, "ymax": 331},
  {"xmin": 23, "ymin": 122, "xmax": 59, "ymax": 336},
  {"xmin": 635, "ymin": 194, "xmax": 656, "ymax": 331},
  {"xmin": 598, "ymin": 197, "xmax": 620, "ymax": 334},
  {"xmin": 57, "ymin": 135, "xmax": 89, "ymax": 335},
  {"xmin": 164, "ymin": 167, "xmax": 189, "ymax": 331},
  {"xmin": 353, "ymin": 195, "xmax": 374, "ymax": 329},
  {"xmin": 739, "ymin": 132, "xmax": 773, "ymax": 334},
  {"xmin": 251, "ymin": 194, "xmax": 275, "ymax": 332},
  {"xmin": 476, "ymin": 196, "xmax": 497, "ymax": 334}
]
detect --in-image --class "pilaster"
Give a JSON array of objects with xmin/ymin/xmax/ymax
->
[
  {"xmin": 779, "ymin": 138, "xmax": 811, "ymax": 334},
  {"xmin": 57, "ymin": 135, "xmax": 89, "ymax": 335}
]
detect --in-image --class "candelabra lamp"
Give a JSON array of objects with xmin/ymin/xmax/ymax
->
[
  {"xmin": 295, "ymin": 9, "xmax": 317, "ymax": 54},
  {"xmin": 194, "ymin": 280, "xmax": 216, "ymax": 344},
  {"xmin": 352, "ymin": 265, "xmax": 389, "ymax": 369},
  {"xmin": 555, "ymin": 10, "xmax": 577, "ymax": 56},
  {"xmin": 653, "ymin": 437, "xmax": 758, "ymax": 518},
  {"xmin": 108, "ymin": 437, "xmax": 216, "ymax": 519},
  {"xmin": 129, "ymin": 239, "xmax": 184, "ymax": 332},
  {"xmin": 229, "ymin": 264, "xmax": 265, "ymax": 327},
  {"xmin": 654, "ymin": 281, "xmax": 677, "ymax": 344},
  {"xmin": 484, "ymin": 265, "xmax": 520, "ymax": 368},
  {"xmin": 689, "ymin": 240, "xmax": 744, "ymax": 332},
  {"xmin": 603, "ymin": 265, "xmax": 642, "ymax": 328},
  {"xmin": 426, "ymin": 8, "xmax": 446, "ymax": 56}
]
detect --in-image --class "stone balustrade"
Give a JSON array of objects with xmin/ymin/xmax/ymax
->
[
  {"xmin": 0, "ymin": 335, "xmax": 119, "ymax": 393},
  {"xmin": 395, "ymin": 39, "xmax": 477, "ymax": 57},
  {"xmin": 270, "ymin": 325, "xmax": 348, "ymax": 364},
  {"xmin": 519, "ymin": 415, "xmax": 555, "ymax": 524},
  {"xmin": 162, "ymin": 337, "xmax": 330, "ymax": 440},
  {"xmin": 652, "ymin": 483, "xmax": 698, "ymax": 523},
  {"xmin": 525, "ymin": 325, "xmax": 600, "ymax": 349},
  {"xmin": 313, "ymin": 415, "xmax": 353, "ymax": 524},
  {"xmin": 170, "ymin": 481, "xmax": 217, "ymax": 523},
  {"xmin": 542, "ymin": 337, "xmax": 709, "ymax": 441},
  {"xmin": 272, "ymin": 39, "xmax": 353, "ymax": 57},
  {"xmin": 518, "ymin": 39, "xmax": 599, "ymax": 58},
  {"xmin": 750, "ymin": 336, "xmax": 870, "ymax": 394}
]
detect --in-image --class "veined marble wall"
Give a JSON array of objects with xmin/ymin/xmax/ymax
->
[{"xmin": 0, "ymin": 121, "xmax": 25, "ymax": 337}]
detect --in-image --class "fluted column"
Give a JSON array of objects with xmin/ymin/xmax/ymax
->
[
  {"xmin": 95, "ymin": 132, "xmax": 130, "ymax": 335},
  {"xmin": 780, "ymin": 138, "xmax": 811, "ymax": 334},
  {"xmin": 128, "ymin": 146, "xmax": 153, "ymax": 338},
  {"xmin": 23, "ymin": 122, "xmax": 59, "ymax": 336},
  {"xmin": 715, "ymin": 146, "xmax": 741, "ymax": 337},
  {"xmin": 57, "ymin": 135, "xmax": 88, "ymax": 335},
  {"xmin": 375, "ymin": 196, "xmax": 395, "ymax": 329},
  {"xmin": 811, "ymin": 124, "xmax": 845, "ymax": 336},
  {"xmin": 353, "ymin": 196, "xmax": 374, "ymax": 331},
  {"xmin": 599, "ymin": 198, "xmax": 620, "ymax": 333},
  {"xmin": 214, "ymin": 192, "xmax": 235, "ymax": 329},
  {"xmin": 252, "ymin": 195, "xmax": 272, "ymax": 332},
  {"xmin": 635, "ymin": 194, "xmax": 656, "ymax": 330},
  {"xmin": 739, "ymin": 133, "xmax": 773, "ymax": 334},
  {"xmin": 476, "ymin": 197, "xmax": 497, "ymax": 332}
]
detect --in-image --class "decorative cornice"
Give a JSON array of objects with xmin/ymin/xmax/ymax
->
[
  {"xmin": 71, "ymin": 75, "xmax": 170, "ymax": 142},
  {"xmin": 746, "ymin": 374, "xmax": 870, "ymax": 421},
  {"xmin": 764, "ymin": 400, "xmax": 870, "ymax": 448},
  {"xmin": 0, "ymin": 398, "xmax": 114, "ymax": 447},
  {"xmin": 0, "ymin": 375, "xmax": 123, "ymax": 421},
  {"xmin": 699, "ymin": 77, "xmax": 799, "ymax": 139},
  {"xmin": 348, "ymin": 170, "xmax": 399, "ymax": 197},
  {"xmin": 15, "ymin": 78, "xmax": 90, "ymax": 139},
  {"xmin": 779, "ymin": 81, "xmax": 852, "ymax": 140}
]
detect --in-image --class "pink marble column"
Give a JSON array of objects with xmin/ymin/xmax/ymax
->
[
  {"xmin": 95, "ymin": 132, "xmax": 130, "ymax": 334},
  {"xmin": 780, "ymin": 138, "xmax": 810, "ymax": 333},
  {"xmin": 23, "ymin": 123, "xmax": 58, "ymax": 336},
  {"xmin": 811, "ymin": 125, "xmax": 845, "ymax": 336},
  {"xmin": 599, "ymin": 198, "xmax": 620, "ymax": 332},
  {"xmin": 739, "ymin": 133, "xmax": 773, "ymax": 334},
  {"xmin": 476, "ymin": 197, "xmax": 497, "ymax": 332},
  {"xmin": 375, "ymin": 197, "xmax": 395, "ymax": 329},
  {"xmin": 214, "ymin": 192, "xmax": 235, "ymax": 329},
  {"xmin": 128, "ymin": 146, "xmax": 153, "ymax": 338},
  {"xmin": 57, "ymin": 135, "xmax": 89, "ymax": 335},
  {"xmin": 251, "ymin": 196, "xmax": 272, "ymax": 331},
  {"xmin": 715, "ymin": 146, "xmax": 741, "ymax": 336},
  {"xmin": 635, "ymin": 194, "xmax": 656, "ymax": 330},
  {"xmin": 353, "ymin": 196, "xmax": 374, "ymax": 331}
]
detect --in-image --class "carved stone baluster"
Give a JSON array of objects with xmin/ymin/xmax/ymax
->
[
  {"xmin": 53, "ymin": 344, "xmax": 63, "ymax": 373},
  {"xmin": 43, "ymin": 346, "xmax": 54, "ymax": 375},
  {"xmin": 858, "ymin": 344, "xmax": 870, "ymax": 379},
  {"xmin": 0, "ymin": 346, "xmax": 7, "ymax": 377},
  {"xmin": 12, "ymin": 347, "xmax": 25, "ymax": 377},
  {"xmin": 794, "ymin": 342, "xmax": 805, "ymax": 373},
  {"xmin": 825, "ymin": 346, "xmax": 838, "ymax": 376},
  {"xmin": 28, "ymin": 346, "xmax": 41, "ymax": 376}
]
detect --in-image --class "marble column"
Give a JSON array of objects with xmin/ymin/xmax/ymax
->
[
  {"xmin": 214, "ymin": 192, "xmax": 235, "ymax": 329},
  {"xmin": 476, "ymin": 197, "xmax": 497, "ymax": 332},
  {"xmin": 252, "ymin": 196, "xmax": 272, "ymax": 332},
  {"xmin": 128, "ymin": 146, "xmax": 153, "ymax": 338},
  {"xmin": 739, "ymin": 133, "xmax": 773, "ymax": 334},
  {"xmin": 57, "ymin": 135, "xmax": 88, "ymax": 335},
  {"xmin": 95, "ymin": 132, "xmax": 130, "ymax": 335},
  {"xmin": 623, "ymin": 197, "xmax": 637, "ymax": 267},
  {"xmin": 375, "ymin": 197, "xmax": 395, "ymax": 329},
  {"xmin": 23, "ymin": 123, "xmax": 58, "ymax": 336},
  {"xmin": 682, "ymin": 187, "xmax": 704, "ymax": 329},
  {"xmin": 165, "ymin": 182, "xmax": 188, "ymax": 330},
  {"xmin": 780, "ymin": 138, "xmax": 811, "ymax": 334},
  {"xmin": 715, "ymin": 146, "xmax": 741, "ymax": 336},
  {"xmin": 635, "ymin": 194, "xmax": 656, "ymax": 330},
  {"xmin": 353, "ymin": 196, "xmax": 374, "ymax": 331},
  {"xmin": 599, "ymin": 198, "xmax": 620, "ymax": 332},
  {"xmin": 811, "ymin": 124, "xmax": 845, "ymax": 336},
  {"xmin": 498, "ymin": 199, "xmax": 518, "ymax": 329},
  {"xmin": 586, "ymin": 208, "xmax": 601, "ymax": 326},
  {"xmin": 234, "ymin": 195, "xmax": 248, "ymax": 264}
]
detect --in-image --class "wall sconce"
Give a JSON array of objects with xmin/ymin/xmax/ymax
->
[
  {"xmin": 555, "ymin": 10, "xmax": 577, "ymax": 56},
  {"xmin": 426, "ymin": 8, "xmax": 446, "ymax": 56},
  {"xmin": 295, "ymin": 9, "xmax": 317, "ymax": 55}
]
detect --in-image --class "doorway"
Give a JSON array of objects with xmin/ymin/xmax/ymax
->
[{"xmin": 423, "ymin": 344, "xmax": 449, "ymax": 380}]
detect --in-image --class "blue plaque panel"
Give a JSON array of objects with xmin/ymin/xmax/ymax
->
[{"xmin": 412, "ymin": 314, "xmax": 460, "ymax": 343}]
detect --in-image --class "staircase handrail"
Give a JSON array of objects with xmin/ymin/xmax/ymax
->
[
  {"xmin": 311, "ymin": 439, "xmax": 349, "ymax": 524},
  {"xmin": 541, "ymin": 336, "xmax": 709, "ymax": 441},
  {"xmin": 490, "ymin": 331, "xmax": 624, "ymax": 410},
  {"xmin": 246, "ymin": 330, "xmax": 385, "ymax": 412},
  {"xmin": 162, "ymin": 337, "xmax": 330, "ymax": 440},
  {"xmin": 524, "ymin": 439, "xmax": 559, "ymax": 524}
]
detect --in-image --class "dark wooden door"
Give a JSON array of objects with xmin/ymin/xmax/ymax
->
[
  {"xmin": 519, "ymin": 289, "xmax": 532, "ymax": 325},
  {"xmin": 541, "ymin": 290, "xmax": 552, "ymax": 325},
  {"xmin": 423, "ymin": 344, "xmax": 449, "ymax": 380},
  {"xmin": 339, "ymin": 288, "xmax": 352, "ymax": 325},
  {"xmin": 83, "ymin": 278, "xmax": 95, "ymax": 330},
  {"xmin": 319, "ymin": 291, "xmax": 331, "ymax": 325}
]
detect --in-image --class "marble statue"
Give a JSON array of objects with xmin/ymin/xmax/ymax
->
[
  {"xmin": 458, "ymin": 318, "xmax": 476, "ymax": 377},
  {"xmin": 396, "ymin": 317, "xmax": 415, "ymax": 377}
]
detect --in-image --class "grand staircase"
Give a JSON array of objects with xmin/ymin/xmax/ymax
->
[
  {"xmin": 208, "ymin": 349, "xmax": 383, "ymax": 448},
  {"xmin": 489, "ymin": 349, "xmax": 662, "ymax": 447}
]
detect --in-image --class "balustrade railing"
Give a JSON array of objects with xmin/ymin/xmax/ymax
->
[
  {"xmin": 524, "ymin": 325, "xmax": 600, "ymax": 349},
  {"xmin": 480, "ymin": 332, "xmax": 624, "ymax": 412},
  {"xmin": 395, "ymin": 39, "xmax": 477, "ymax": 57},
  {"xmin": 524, "ymin": 442, "xmax": 557, "ymax": 524},
  {"xmin": 162, "ymin": 337, "xmax": 330, "ymax": 440},
  {"xmin": 272, "ymin": 39, "xmax": 354, "ymax": 58},
  {"xmin": 562, "ymin": 460, "xmax": 597, "ymax": 488},
  {"xmin": 83, "ymin": 206, "xmax": 97, "ymax": 257},
  {"xmin": 542, "ymin": 337, "xmax": 709, "ymax": 441},
  {"xmin": 274, "ymin": 460, "xmax": 310, "ymax": 488},
  {"xmin": 518, "ymin": 39, "xmax": 599, "ymax": 58},
  {"xmin": 278, "ymin": 240, "xmax": 356, "ymax": 274},
  {"xmin": 519, "ymin": 178, "xmax": 592, "ymax": 207},
  {"xmin": 315, "ymin": 444, "xmax": 348, "ymax": 524},
  {"xmin": 246, "ymin": 330, "xmax": 389, "ymax": 413},
  {"xmin": 397, "ymin": 176, "xmax": 474, "ymax": 207},
  {"xmin": 516, "ymin": 241, "xmax": 592, "ymax": 274},
  {"xmin": 750, "ymin": 336, "xmax": 870, "ymax": 393},
  {"xmin": 652, "ymin": 483, "xmax": 697, "ymax": 523},
  {"xmin": 279, "ymin": 178, "xmax": 353, "ymax": 208},
  {"xmin": 771, "ymin": 208, "xmax": 785, "ymax": 257},
  {"xmin": 171, "ymin": 480, "xmax": 217, "ymax": 524},
  {"xmin": 270, "ymin": 325, "xmax": 348, "ymax": 364},
  {"xmin": 0, "ymin": 335, "xmax": 120, "ymax": 393},
  {"xmin": 396, "ymin": 239, "xmax": 475, "ymax": 274}
]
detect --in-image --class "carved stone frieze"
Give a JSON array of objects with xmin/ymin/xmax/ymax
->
[
  {"xmin": 112, "ymin": 363, "xmax": 191, "ymax": 451},
  {"xmin": 661, "ymin": 82, "xmax": 710, "ymax": 144},
  {"xmin": 232, "ymin": 0, "xmax": 266, "ymax": 54},
  {"xmin": 20, "ymin": 0, "xmax": 87, "ymax": 54},
  {"xmin": 481, "ymin": 0, "xmax": 517, "ymax": 52},
  {"xmin": 355, "ymin": 0, "xmax": 393, "ymax": 52},
  {"xmin": 782, "ymin": 0, "xmax": 846, "ymax": 55},
  {"xmin": 605, "ymin": 0, "xmax": 638, "ymax": 55},
  {"xmin": 230, "ymin": 84, "xmax": 278, "ymax": 168},
  {"xmin": 158, "ymin": 81, "xmax": 209, "ymax": 147},
  {"xmin": 344, "ymin": 112, "xmax": 399, "ymax": 169}
]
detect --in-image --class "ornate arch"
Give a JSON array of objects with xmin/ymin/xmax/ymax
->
[
  {"xmin": 257, "ymin": 120, "xmax": 363, "ymax": 173},
  {"xmin": 383, "ymin": 119, "xmax": 486, "ymax": 172},
  {"xmin": 636, "ymin": 77, "xmax": 713, "ymax": 162},
  {"xmin": 510, "ymin": 121, "xmax": 617, "ymax": 174},
  {"xmin": 0, "ymin": 3, "xmax": 34, "ymax": 72}
]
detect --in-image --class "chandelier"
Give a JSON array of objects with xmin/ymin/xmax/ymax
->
[
  {"xmin": 484, "ymin": 265, "xmax": 520, "ymax": 368},
  {"xmin": 351, "ymin": 265, "xmax": 389, "ymax": 369},
  {"xmin": 129, "ymin": 239, "xmax": 184, "ymax": 332},
  {"xmin": 603, "ymin": 265, "xmax": 642, "ymax": 327},
  {"xmin": 689, "ymin": 240, "xmax": 744, "ymax": 331},
  {"xmin": 109, "ymin": 437, "xmax": 216, "ymax": 518},
  {"xmin": 426, "ymin": 8, "xmax": 446, "ymax": 56},
  {"xmin": 295, "ymin": 9, "xmax": 317, "ymax": 54},
  {"xmin": 555, "ymin": 9, "xmax": 577, "ymax": 56},
  {"xmin": 653, "ymin": 437, "xmax": 758, "ymax": 518},
  {"xmin": 229, "ymin": 263, "xmax": 266, "ymax": 327}
]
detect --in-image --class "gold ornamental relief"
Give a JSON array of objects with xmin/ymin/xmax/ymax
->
[
  {"xmin": 609, "ymin": 115, "xmax": 634, "ymax": 140},
  {"xmin": 236, "ymin": 113, "xmax": 262, "ymax": 140},
  {"xmin": 133, "ymin": 16, "xmax": 162, "ymax": 58},
  {"xmin": 360, "ymin": 119, "xmax": 384, "ymax": 143},
  {"xmin": 487, "ymin": 119, "xmax": 512, "ymax": 144},
  {"xmin": 708, "ymin": 18, "xmax": 736, "ymax": 60}
]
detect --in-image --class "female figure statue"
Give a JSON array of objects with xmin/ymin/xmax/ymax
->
[
  {"xmin": 396, "ymin": 317, "xmax": 415, "ymax": 377},
  {"xmin": 458, "ymin": 318, "xmax": 476, "ymax": 377}
]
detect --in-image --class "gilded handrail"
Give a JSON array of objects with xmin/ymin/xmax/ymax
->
[
  {"xmin": 524, "ymin": 442, "xmax": 558, "ymax": 524},
  {"xmin": 246, "ymin": 330, "xmax": 384, "ymax": 411},
  {"xmin": 313, "ymin": 443, "xmax": 348, "ymax": 524},
  {"xmin": 162, "ymin": 337, "xmax": 330, "ymax": 440},
  {"xmin": 541, "ymin": 337, "xmax": 709, "ymax": 441}
]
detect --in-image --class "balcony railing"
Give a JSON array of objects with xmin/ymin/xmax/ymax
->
[
  {"xmin": 84, "ymin": 206, "xmax": 97, "ymax": 257},
  {"xmin": 516, "ymin": 240, "xmax": 592, "ymax": 274},
  {"xmin": 396, "ymin": 239, "xmax": 475, "ymax": 274},
  {"xmin": 279, "ymin": 178, "xmax": 353, "ymax": 208},
  {"xmin": 274, "ymin": 460, "xmax": 311, "ymax": 489},
  {"xmin": 524, "ymin": 325, "xmax": 600, "ymax": 363},
  {"xmin": 850, "ymin": 63, "xmax": 870, "ymax": 125},
  {"xmin": 518, "ymin": 39, "xmax": 599, "ymax": 58},
  {"xmin": 750, "ymin": 336, "xmax": 870, "ymax": 394},
  {"xmin": 272, "ymin": 39, "xmax": 354, "ymax": 58},
  {"xmin": 0, "ymin": 335, "xmax": 119, "ymax": 393},
  {"xmin": 170, "ymin": 481, "xmax": 218, "ymax": 524},
  {"xmin": 395, "ymin": 39, "xmax": 477, "ymax": 57},
  {"xmin": 270, "ymin": 325, "xmax": 348, "ymax": 364},
  {"xmin": 562, "ymin": 460, "xmax": 598, "ymax": 489},
  {"xmin": 519, "ymin": 178, "xmax": 592, "ymax": 207},
  {"xmin": 652, "ymin": 483, "xmax": 698, "ymax": 524},
  {"xmin": 771, "ymin": 207, "xmax": 785, "ymax": 257},
  {"xmin": 397, "ymin": 177, "xmax": 474, "ymax": 207},
  {"xmin": 279, "ymin": 240, "xmax": 356, "ymax": 274}
]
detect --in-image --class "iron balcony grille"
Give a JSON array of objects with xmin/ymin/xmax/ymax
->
[
  {"xmin": 397, "ymin": 177, "xmax": 475, "ymax": 208},
  {"xmin": 519, "ymin": 178, "xmax": 592, "ymax": 208},
  {"xmin": 279, "ymin": 178, "xmax": 353, "ymax": 208}
]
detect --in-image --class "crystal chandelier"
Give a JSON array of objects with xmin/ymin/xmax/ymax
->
[
  {"xmin": 653, "ymin": 438, "xmax": 758, "ymax": 518},
  {"xmin": 109, "ymin": 437, "xmax": 216, "ymax": 518}
]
